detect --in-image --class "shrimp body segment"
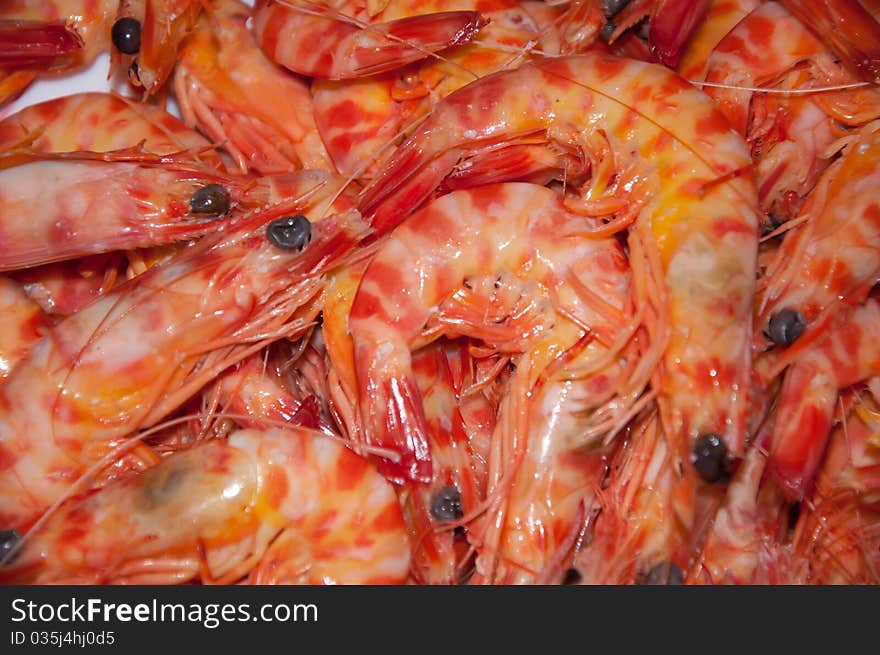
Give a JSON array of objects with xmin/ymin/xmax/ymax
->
[
  {"xmin": 253, "ymin": 1, "xmax": 488, "ymax": 79},
  {"xmin": 1, "ymin": 428, "xmax": 410, "ymax": 584},
  {"xmin": 360, "ymin": 53, "xmax": 759, "ymax": 462}
]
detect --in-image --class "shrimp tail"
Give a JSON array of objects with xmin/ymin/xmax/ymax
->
[
  {"xmin": 0, "ymin": 20, "xmax": 83, "ymax": 70},
  {"xmin": 779, "ymin": 0, "xmax": 880, "ymax": 83}
]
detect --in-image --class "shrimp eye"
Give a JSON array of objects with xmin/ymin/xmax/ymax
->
[
  {"xmin": 430, "ymin": 485, "xmax": 464, "ymax": 522},
  {"xmin": 765, "ymin": 309, "xmax": 806, "ymax": 347},
  {"xmin": 692, "ymin": 433, "xmax": 729, "ymax": 483},
  {"xmin": 267, "ymin": 215, "xmax": 312, "ymax": 251},
  {"xmin": 190, "ymin": 184, "xmax": 231, "ymax": 216},
  {"xmin": 111, "ymin": 17, "xmax": 142, "ymax": 55},
  {"xmin": 600, "ymin": 20, "xmax": 616, "ymax": 41},
  {"xmin": 638, "ymin": 562, "xmax": 684, "ymax": 585},
  {"xmin": 562, "ymin": 568, "xmax": 583, "ymax": 585},
  {"xmin": 0, "ymin": 529, "xmax": 22, "ymax": 565}
]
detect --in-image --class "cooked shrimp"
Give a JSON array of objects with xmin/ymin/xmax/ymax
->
[
  {"xmin": 768, "ymin": 298, "xmax": 880, "ymax": 499},
  {"xmin": 174, "ymin": 0, "xmax": 333, "ymax": 174},
  {"xmin": 756, "ymin": 120, "xmax": 880, "ymax": 368},
  {"xmin": 702, "ymin": 1, "xmax": 880, "ymax": 221},
  {"xmin": 0, "ymin": 170, "xmax": 367, "ymax": 528},
  {"xmin": 311, "ymin": 0, "xmax": 547, "ymax": 178},
  {"xmin": 0, "ymin": 92, "xmax": 220, "ymax": 168},
  {"xmin": 349, "ymin": 183, "xmax": 639, "ymax": 480},
  {"xmin": 0, "ymin": 427, "xmax": 410, "ymax": 584},
  {"xmin": 253, "ymin": 0, "xmax": 487, "ymax": 79},
  {"xmin": 360, "ymin": 53, "xmax": 759, "ymax": 489},
  {"xmin": 124, "ymin": 0, "xmax": 203, "ymax": 96},
  {"xmin": 0, "ymin": 152, "xmax": 325, "ymax": 270},
  {"xmin": 0, "ymin": 275, "xmax": 48, "ymax": 378}
]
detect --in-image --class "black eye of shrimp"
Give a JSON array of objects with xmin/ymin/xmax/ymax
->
[
  {"xmin": 190, "ymin": 184, "xmax": 231, "ymax": 216},
  {"xmin": 692, "ymin": 433, "xmax": 730, "ymax": 484},
  {"xmin": 562, "ymin": 568, "xmax": 583, "ymax": 585},
  {"xmin": 430, "ymin": 485, "xmax": 464, "ymax": 522},
  {"xmin": 765, "ymin": 308, "xmax": 806, "ymax": 347},
  {"xmin": 0, "ymin": 529, "xmax": 23, "ymax": 565},
  {"xmin": 267, "ymin": 215, "xmax": 312, "ymax": 251},
  {"xmin": 111, "ymin": 17, "xmax": 142, "ymax": 55},
  {"xmin": 638, "ymin": 562, "xmax": 684, "ymax": 585}
]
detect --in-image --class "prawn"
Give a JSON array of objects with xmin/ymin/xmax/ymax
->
[
  {"xmin": 0, "ymin": 151, "xmax": 327, "ymax": 270},
  {"xmin": 0, "ymin": 169, "xmax": 367, "ymax": 529},
  {"xmin": 359, "ymin": 53, "xmax": 759, "ymax": 488},
  {"xmin": 311, "ymin": 0, "xmax": 549, "ymax": 178},
  {"xmin": 253, "ymin": 0, "xmax": 488, "ymax": 80},
  {"xmin": 768, "ymin": 298, "xmax": 880, "ymax": 499},
  {"xmin": 756, "ymin": 120, "xmax": 880, "ymax": 368},
  {"xmin": 174, "ymin": 0, "xmax": 333, "ymax": 174},
  {"xmin": 349, "ymin": 183, "xmax": 640, "ymax": 481},
  {"xmin": 0, "ymin": 427, "xmax": 410, "ymax": 584},
  {"xmin": 702, "ymin": 1, "xmax": 880, "ymax": 222}
]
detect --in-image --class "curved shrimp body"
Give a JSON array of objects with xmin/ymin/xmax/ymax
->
[
  {"xmin": 361, "ymin": 53, "xmax": 758, "ymax": 464},
  {"xmin": 0, "ymin": 275, "xmax": 48, "ymax": 378},
  {"xmin": 311, "ymin": 0, "xmax": 547, "ymax": 178},
  {"xmin": 0, "ymin": 153, "xmax": 302, "ymax": 271},
  {"xmin": 174, "ymin": 0, "xmax": 332, "ymax": 174},
  {"xmin": 350, "ymin": 182, "xmax": 632, "ymax": 481},
  {"xmin": 0, "ymin": 171, "xmax": 368, "ymax": 528},
  {"xmin": 769, "ymin": 298, "xmax": 880, "ymax": 499},
  {"xmin": 253, "ymin": 0, "xmax": 488, "ymax": 80},
  {"xmin": 702, "ymin": 2, "xmax": 876, "ymax": 219},
  {"xmin": 0, "ymin": 92, "xmax": 220, "ymax": 166},
  {"xmin": 1, "ymin": 427, "xmax": 411, "ymax": 584},
  {"xmin": 756, "ymin": 120, "xmax": 880, "ymax": 365}
]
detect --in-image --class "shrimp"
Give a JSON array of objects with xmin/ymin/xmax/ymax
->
[
  {"xmin": 755, "ymin": 120, "xmax": 880, "ymax": 367},
  {"xmin": 702, "ymin": 2, "xmax": 880, "ymax": 221},
  {"xmin": 403, "ymin": 339, "xmax": 494, "ymax": 584},
  {"xmin": 0, "ymin": 427, "xmax": 410, "ymax": 584},
  {"xmin": 311, "ymin": 0, "xmax": 548, "ymax": 178},
  {"xmin": 0, "ymin": 169, "xmax": 368, "ymax": 529},
  {"xmin": 768, "ymin": 298, "xmax": 880, "ymax": 499},
  {"xmin": 0, "ymin": 0, "xmax": 116, "ymax": 106},
  {"xmin": 0, "ymin": 151, "xmax": 323, "ymax": 270},
  {"xmin": 349, "ymin": 183, "xmax": 640, "ymax": 479},
  {"xmin": 252, "ymin": 0, "xmax": 488, "ymax": 80},
  {"xmin": 122, "ymin": 0, "xmax": 203, "ymax": 97},
  {"xmin": 0, "ymin": 92, "xmax": 220, "ymax": 168},
  {"xmin": 359, "ymin": 54, "xmax": 759, "ymax": 488},
  {"xmin": 0, "ymin": 275, "xmax": 48, "ymax": 378},
  {"xmin": 174, "ymin": 0, "xmax": 333, "ymax": 174}
]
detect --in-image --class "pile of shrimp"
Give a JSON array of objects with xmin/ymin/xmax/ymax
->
[{"xmin": 0, "ymin": 0, "xmax": 879, "ymax": 585}]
